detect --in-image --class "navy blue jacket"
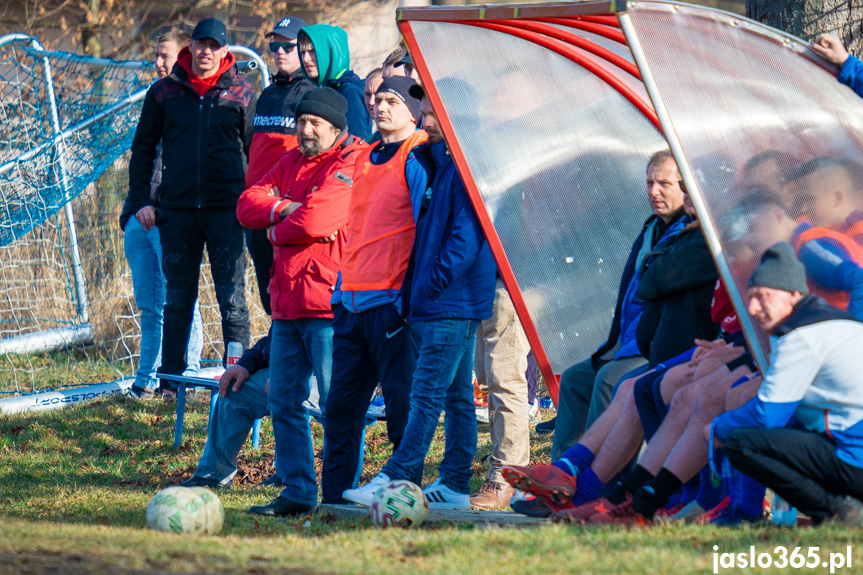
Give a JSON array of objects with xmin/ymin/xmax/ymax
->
[
  {"xmin": 403, "ymin": 141, "xmax": 495, "ymax": 322},
  {"xmin": 326, "ymin": 71, "xmax": 371, "ymax": 141},
  {"xmin": 838, "ymin": 55, "xmax": 863, "ymax": 98},
  {"xmin": 591, "ymin": 211, "xmax": 687, "ymax": 369}
]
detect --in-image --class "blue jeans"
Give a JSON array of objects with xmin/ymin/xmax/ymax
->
[
  {"xmin": 195, "ymin": 368, "xmax": 270, "ymax": 484},
  {"xmin": 382, "ymin": 318, "xmax": 479, "ymax": 494},
  {"xmin": 270, "ymin": 318, "xmax": 333, "ymax": 506},
  {"xmin": 124, "ymin": 217, "xmax": 203, "ymax": 389}
]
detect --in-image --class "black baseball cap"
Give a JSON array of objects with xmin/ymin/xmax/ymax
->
[
  {"xmin": 191, "ymin": 18, "xmax": 227, "ymax": 46},
  {"xmin": 395, "ymin": 53, "xmax": 413, "ymax": 68},
  {"xmin": 267, "ymin": 17, "xmax": 307, "ymax": 39}
]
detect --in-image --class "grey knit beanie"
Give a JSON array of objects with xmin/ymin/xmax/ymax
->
[{"xmin": 748, "ymin": 242, "xmax": 809, "ymax": 295}]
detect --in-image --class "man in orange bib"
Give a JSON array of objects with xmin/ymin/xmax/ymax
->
[{"xmin": 321, "ymin": 77, "xmax": 429, "ymax": 504}]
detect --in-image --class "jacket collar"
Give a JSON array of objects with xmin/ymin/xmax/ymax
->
[
  {"xmin": 303, "ymin": 131, "xmax": 353, "ymax": 162},
  {"xmin": 273, "ymin": 68, "xmax": 307, "ymax": 86},
  {"xmin": 429, "ymin": 139, "xmax": 451, "ymax": 169}
]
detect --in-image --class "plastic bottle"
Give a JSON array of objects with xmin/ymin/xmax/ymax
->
[
  {"xmin": 772, "ymin": 494, "xmax": 798, "ymax": 526},
  {"xmin": 226, "ymin": 341, "xmax": 243, "ymax": 366}
]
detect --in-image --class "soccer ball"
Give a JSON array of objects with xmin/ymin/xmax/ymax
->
[
  {"xmin": 370, "ymin": 480, "xmax": 429, "ymax": 528},
  {"xmin": 146, "ymin": 486, "xmax": 225, "ymax": 535}
]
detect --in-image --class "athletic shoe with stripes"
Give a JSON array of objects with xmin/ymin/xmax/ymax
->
[{"xmin": 423, "ymin": 478, "xmax": 470, "ymax": 509}]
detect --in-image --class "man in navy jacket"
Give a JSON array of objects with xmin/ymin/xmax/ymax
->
[{"xmin": 342, "ymin": 84, "xmax": 496, "ymax": 509}]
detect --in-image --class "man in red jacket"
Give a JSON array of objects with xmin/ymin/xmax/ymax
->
[
  {"xmin": 244, "ymin": 16, "xmax": 314, "ymax": 314},
  {"xmin": 237, "ymin": 88, "xmax": 366, "ymax": 516}
]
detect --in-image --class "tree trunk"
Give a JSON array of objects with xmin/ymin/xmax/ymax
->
[{"xmin": 747, "ymin": 0, "xmax": 863, "ymax": 55}]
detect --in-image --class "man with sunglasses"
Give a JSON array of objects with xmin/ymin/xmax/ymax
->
[{"xmin": 245, "ymin": 17, "xmax": 314, "ymax": 314}]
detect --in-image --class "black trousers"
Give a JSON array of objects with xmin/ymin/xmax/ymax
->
[
  {"xmin": 244, "ymin": 227, "xmax": 273, "ymax": 316},
  {"xmin": 321, "ymin": 303, "xmax": 421, "ymax": 503},
  {"xmin": 158, "ymin": 208, "xmax": 250, "ymax": 376},
  {"xmin": 725, "ymin": 427, "xmax": 863, "ymax": 521}
]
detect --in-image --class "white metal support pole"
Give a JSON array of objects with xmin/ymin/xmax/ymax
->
[{"xmin": 31, "ymin": 37, "xmax": 92, "ymax": 325}]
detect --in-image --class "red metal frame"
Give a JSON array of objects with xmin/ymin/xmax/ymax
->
[
  {"xmin": 397, "ymin": 2, "xmax": 618, "ymax": 22},
  {"xmin": 534, "ymin": 18, "xmax": 628, "ymax": 44},
  {"xmin": 486, "ymin": 19, "xmax": 639, "ymax": 79},
  {"xmin": 458, "ymin": 21, "xmax": 660, "ymax": 130},
  {"xmin": 400, "ymin": 19, "xmax": 563, "ymax": 401}
]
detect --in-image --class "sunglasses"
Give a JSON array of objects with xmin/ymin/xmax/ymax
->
[{"xmin": 269, "ymin": 41, "xmax": 296, "ymax": 53}]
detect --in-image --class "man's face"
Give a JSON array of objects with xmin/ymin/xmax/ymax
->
[
  {"xmin": 382, "ymin": 64, "xmax": 403, "ymax": 79},
  {"xmin": 154, "ymin": 40, "xmax": 181, "ymax": 79},
  {"xmin": 740, "ymin": 208, "xmax": 794, "ymax": 253},
  {"xmin": 297, "ymin": 114, "xmax": 339, "ymax": 157},
  {"xmin": 646, "ymin": 157, "xmax": 685, "ymax": 222},
  {"xmin": 299, "ymin": 39, "xmax": 318, "ymax": 80},
  {"xmin": 374, "ymin": 92, "xmax": 414, "ymax": 134},
  {"xmin": 797, "ymin": 166, "xmax": 854, "ymax": 229},
  {"xmin": 270, "ymin": 33, "xmax": 300, "ymax": 75},
  {"xmin": 190, "ymin": 37, "xmax": 227, "ymax": 78},
  {"xmin": 747, "ymin": 285, "xmax": 799, "ymax": 333},
  {"xmin": 420, "ymin": 97, "xmax": 443, "ymax": 143},
  {"xmin": 364, "ymin": 74, "xmax": 383, "ymax": 117},
  {"xmin": 742, "ymin": 159, "xmax": 784, "ymax": 195}
]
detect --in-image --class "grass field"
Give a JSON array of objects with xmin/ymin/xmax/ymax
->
[{"xmin": 2, "ymin": 392, "xmax": 862, "ymax": 575}]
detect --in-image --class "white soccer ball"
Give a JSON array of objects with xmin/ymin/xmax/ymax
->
[
  {"xmin": 370, "ymin": 480, "xmax": 429, "ymax": 529},
  {"xmin": 146, "ymin": 486, "xmax": 225, "ymax": 535}
]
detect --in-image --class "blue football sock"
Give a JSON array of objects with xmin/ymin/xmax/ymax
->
[
  {"xmin": 573, "ymin": 467, "xmax": 606, "ymax": 505},
  {"xmin": 695, "ymin": 464, "xmax": 727, "ymax": 511},
  {"xmin": 553, "ymin": 443, "xmax": 595, "ymax": 476},
  {"xmin": 681, "ymin": 483, "xmax": 699, "ymax": 505},
  {"xmin": 738, "ymin": 473, "xmax": 766, "ymax": 517},
  {"xmin": 667, "ymin": 491, "xmax": 683, "ymax": 509}
]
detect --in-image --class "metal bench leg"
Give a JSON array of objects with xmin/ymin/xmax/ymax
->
[
  {"xmin": 251, "ymin": 418, "xmax": 262, "ymax": 450},
  {"xmin": 173, "ymin": 382, "xmax": 187, "ymax": 450}
]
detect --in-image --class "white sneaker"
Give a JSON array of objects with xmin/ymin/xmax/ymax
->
[
  {"xmin": 528, "ymin": 399, "xmax": 541, "ymax": 424},
  {"xmin": 342, "ymin": 472, "xmax": 390, "ymax": 506},
  {"xmin": 476, "ymin": 406, "xmax": 489, "ymax": 424},
  {"xmin": 423, "ymin": 478, "xmax": 470, "ymax": 509}
]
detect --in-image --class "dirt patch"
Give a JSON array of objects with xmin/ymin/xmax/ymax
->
[
  {"xmin": 0, "ymin": 550, "xmax": 322, "ymax": 575},
  {"xmin": 6, "ymin": 426, "xmax": 25, "ymax": 437}
]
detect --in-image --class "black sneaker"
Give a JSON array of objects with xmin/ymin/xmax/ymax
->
[
  {"xmin": 535, "ymin": 417, "xmax": 556, "ymax": 435},
  {"xmin": 175, "ymin": 476, "xmax": 228, "ymax": 491},
  {"xmin": 258, "ymin": 474, "xmax": 285, "ymax": 488},
  {"xmin": 510, "ymin": 493, "xmax": 552, "ymax": 518},
  {"xmin": 834, "ymin": 496, "xmax": 863, "ymax": 527},
  {"xmin": 128, "ymin": 385, "xmax": 151, "ymax": 399},
  {"xmin": 247, "ymin": 496, "xmax": 316, "ymax": 517}
]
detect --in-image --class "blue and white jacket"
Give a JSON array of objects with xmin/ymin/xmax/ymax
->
[{"xmin": 713, "ymin": 295, "xmax": 863, "ymax": 468}]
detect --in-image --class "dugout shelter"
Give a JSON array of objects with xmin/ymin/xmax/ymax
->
[{"xmin": 398, "ymin": 1, "xmax": 863, "ymax": 400}]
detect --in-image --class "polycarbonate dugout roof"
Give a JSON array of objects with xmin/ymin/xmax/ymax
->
[{"xmin": 398, "ymin": 1, "xmax": 863, "ymax": 400}]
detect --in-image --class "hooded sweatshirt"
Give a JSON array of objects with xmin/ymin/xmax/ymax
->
[
  {"xmin": 298, "ymin": 24, "xmax": 371, "ymax": 139},
  {"xmin": 176, "ymin": 47, "xmax": 237, "ymax": 97}
]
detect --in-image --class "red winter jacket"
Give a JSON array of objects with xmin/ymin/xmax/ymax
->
[{"xmin": 237, "ymin": 132, "xmax": 366, "ymax": 320}]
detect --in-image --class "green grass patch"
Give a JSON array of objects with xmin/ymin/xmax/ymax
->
[{"xmin": 1, "ymin": 394, "xmax": 861, "ymax": 574}]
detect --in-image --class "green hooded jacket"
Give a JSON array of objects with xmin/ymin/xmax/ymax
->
[
  {"xmin": 299, "ymin": 24, "xmax": 351, "ymax": 85},
  {"xmin": 298, "ymin": 24, "xmax": 371, "ymax": 139}
]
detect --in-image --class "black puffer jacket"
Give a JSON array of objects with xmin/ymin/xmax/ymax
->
[
  {"xmin": 126, "ymin": 61, "xmax": 256, "ymax": 216},
  {"xmin": 635, "ymin": 222, "xmax": 719, "ymax": 367}
]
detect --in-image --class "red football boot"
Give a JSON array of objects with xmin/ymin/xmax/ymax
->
[
  {"xmin": 588, "ymin": 495, "xmax": 652, "ymax": 526},
  {"xmin": 502, "ymin": 465, "xmax": 578, "ymax": 507},
  {"xmin": 552, "ymin": 497, "xmax": 619, "ymax": 524}
]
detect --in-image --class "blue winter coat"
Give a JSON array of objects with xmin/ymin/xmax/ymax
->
[{"xmin": 404, "ymin": 140, "xmax": 495, "ymax": 322}]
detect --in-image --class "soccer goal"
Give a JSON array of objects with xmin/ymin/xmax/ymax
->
[{"xmin": 0, "ymin": 35, "xmax": 271, "ymax": 397}]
